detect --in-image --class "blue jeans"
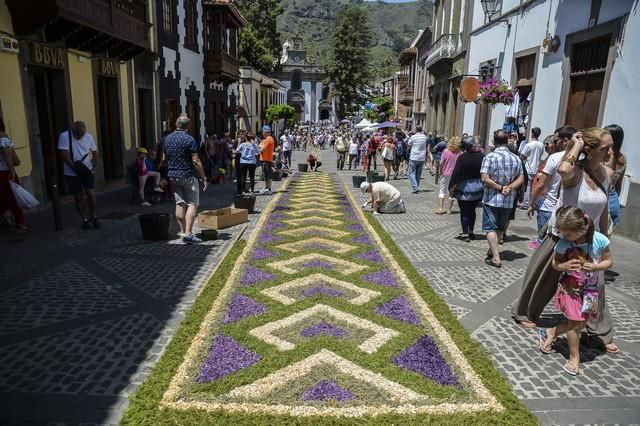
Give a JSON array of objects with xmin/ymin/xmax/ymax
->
[
  {"xmin": 536, "ymin": 204, "xmax": 552, "ymax": 245},
  {"xmin": 609, "ymin": 189, "xmax": 621, "ymax": 226},
  {"xmin": 408, "ymin": 160, "xmax": 424, "ymax": 191},
  {"xmin": 458, "ymin": 199, "xmax": 480, "ymax": 235}
]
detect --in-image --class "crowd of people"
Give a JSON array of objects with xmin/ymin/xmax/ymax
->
[
  {"xmin": 0, "ymin": 108, "xmax": 629, "ymax": 374},
  {"xmin": 310, "ymin": 119, "xmax": 626, "ymax": 375}
]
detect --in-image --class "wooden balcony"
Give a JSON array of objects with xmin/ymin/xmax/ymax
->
[
  {"xmin": 7, "ymin": 0, "xmax": 148, "ymax": 59},
  {"xmin": 398, "ymin": 79, "xmax": 415, "ymax": 106},
  {"xmin": 205, "ymin": 51, "xmax": 241, "ymax": 83}
]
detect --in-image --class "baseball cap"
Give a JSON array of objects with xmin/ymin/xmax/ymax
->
[
  {"xmin": 262, "ymin": 125, "xmax": 271, "ymax": 132},
  {"xmin": 360, "ymin": 181, "xmax": 369, "ymax": 194}
]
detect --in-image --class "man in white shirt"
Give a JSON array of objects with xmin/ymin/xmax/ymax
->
[
  {"xmin": 360, "ymin": 181, "xmax": 406, "ymax": 214},
  {"xmin": 526, "ymin": 126, "xmax": 576, "ymax": 247},
  {"xmin": 279, "ymin": 129, "xmax": 292, "ymax": 168},
  {"xmin": 407, "ymin": 126, "xmax": 427, "ymax": 193},
  {"xmin": 57, "ymin": 121, "xmax": 99, "ymax": 230},
  {"xmin": 519, "ymin": 127, "xmax": 544, "ymax": 207}
]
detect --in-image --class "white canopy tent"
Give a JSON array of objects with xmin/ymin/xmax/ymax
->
[
  {"xmin": 362, "ymin": 123, "xmax": 379, "ymax": 132},
  {"xmin": 355, "ymin": 118, "xmax": 372, "ymax": 128}
]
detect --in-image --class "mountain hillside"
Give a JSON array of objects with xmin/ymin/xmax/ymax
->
[{"xmin": 277, "ymin": 0, "xmax": 432, "ymax": 74}]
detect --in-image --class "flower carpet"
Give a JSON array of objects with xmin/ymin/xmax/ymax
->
[{"xmin": 123, "ymin": 173, "xmax": 535, "ymax": 425}]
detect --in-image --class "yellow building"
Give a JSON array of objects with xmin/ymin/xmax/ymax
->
[
  {"xmin": 239, "ymin": 66, "xmax": 287, "ymax": 135},
  {"xmin": 0, "ymin": 0, "xmax": 158, "ymax": 205}
]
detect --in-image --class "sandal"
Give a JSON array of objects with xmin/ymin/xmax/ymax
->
[
  {"xmin": 538, "ymin": 329, "xmax": 552, "ymax": 354},
  {"xmin": 435, "ymin": 210, "xmax": 446, "ymax": 215},
  {"xmin": 605, "ymin": 343, "xmax": 620, "ymax": 354},
  {"xmin": 563, "ymin": 360, "xmax": 580, "ymax": 376},
  {"xmin": 484, "ymin": 258, "xmax": 502, "ymax": 268}
]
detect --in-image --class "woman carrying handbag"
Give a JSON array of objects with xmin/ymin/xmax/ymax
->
[{"xmin": 0, "ymin": 119, "xmax": 29, "ymax": 233}]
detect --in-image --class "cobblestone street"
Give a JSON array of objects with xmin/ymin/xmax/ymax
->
[
  {"xmin": 0, "ymin": 176, "xmax": 287, "ymax": 425},
  {"xmin": 1, "ymin": 150, "xmax": 639, "ymax": 425},
  {"xmin": 332, "ymin": 151, "xmax": 640, "ymax": 426}
]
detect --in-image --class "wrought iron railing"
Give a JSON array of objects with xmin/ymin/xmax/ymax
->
[{"xmin": 425, "ymin": 33, "xmax": 460, "ymax": 68}]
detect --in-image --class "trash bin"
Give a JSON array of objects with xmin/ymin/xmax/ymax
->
[
  {"xmin": 298, "ymin": 163, "xmax": 308, "ymax": 172},
  {"xmin": 234, "ymin": 194, "xmax": 256, "ymax": 213},
  {"xmin": 372, "ymin": 175, "xmax": 385, "ymax": 183},
  {"xmin": 139, "ymin": 213, "xmax": 170, "ymax": 241},
  {"xmin": 352, "ymin": 175, "xmax": 367, "ymax": 188},
  {"xmin": 366, "ymin": 171, "xmax": 379, "ymax": 182}
]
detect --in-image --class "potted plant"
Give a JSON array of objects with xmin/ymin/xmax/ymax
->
[{"xmin": 479, "ymin": 78, "xmax": 516, "ymax": 105}]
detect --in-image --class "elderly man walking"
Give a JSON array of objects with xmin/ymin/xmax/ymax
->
[
  {"xmin": 407, "ymin": 127, "xmax": 427, "ymax": 193},
  {"xmin": 480, "ymin": 129, "xmax": 524, "ymax": 267},
  {"xmin": 163, "ymin": 115, "xmax": 208, "ymax": 244}
]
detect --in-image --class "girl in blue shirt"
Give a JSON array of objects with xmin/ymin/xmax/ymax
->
[{"xmin": 539, "ymin": 206, "xmax": 613, "ymax": 376}]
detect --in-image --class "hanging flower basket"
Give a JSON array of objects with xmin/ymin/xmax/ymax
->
[{"xmin": 480, "ymin": 78, "xmax": 516, "ymax": 105}]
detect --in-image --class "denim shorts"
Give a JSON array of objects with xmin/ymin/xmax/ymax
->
[
  {"xmin": 482, "ymin": 204, "xmax": 512, "ymax": 232},
  {"xmin": 172, "ymin": 176, "xmax": 199, "ymax": 206}
]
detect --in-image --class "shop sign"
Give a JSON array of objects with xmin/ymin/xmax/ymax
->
[
  {"xmin": 98, "ymin": 60, "xmax": 119, "ymax": 77},
  {"xmin": 30, "ymin": 43, "xmax": 64, "ymax": 68}
]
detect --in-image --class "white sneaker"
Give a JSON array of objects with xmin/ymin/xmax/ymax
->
[
  {"xmin": 141, "ymin": 201, "xmax": 152, "ymax": 206},
  {"xmin": 153, "ymin": 187, "xmax": 164, "ymax": 193},
  {"xmin": 260, "ymin": 188, "xmax": 272, "ymax": 195}
]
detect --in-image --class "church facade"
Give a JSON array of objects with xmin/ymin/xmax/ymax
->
[{"xmin": 271, "ymin": 38, "xmax": 336, "ymax": 123}]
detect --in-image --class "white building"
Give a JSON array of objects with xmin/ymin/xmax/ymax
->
[
  {"xmin": 270, "ymin": 38, "xmax": 336, "ymax": 123},
  {"xmin": 461, "ymin": 0, "xmax": 640, "ymax": 240}
]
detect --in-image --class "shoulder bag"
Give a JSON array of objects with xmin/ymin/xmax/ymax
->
[{"xmin": 69, "ymin": 130, "xmax": 92, "ymax": 178}]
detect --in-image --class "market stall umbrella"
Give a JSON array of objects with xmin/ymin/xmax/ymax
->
[
  {"xmin": 341, "ymin": 119, "xmax": 352, "ymax": 124},
  {"xmin": 375, "ymin": 121, "xmax": 402, "ymax": 129},
  {"xmin": 355, "ymin": 118, "xmax": 372, "ymax": 128}
]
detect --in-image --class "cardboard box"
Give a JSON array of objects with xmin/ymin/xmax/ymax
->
[{"xmin": 199, "ymin": 207, "xmax": 248, "ymax": 230}]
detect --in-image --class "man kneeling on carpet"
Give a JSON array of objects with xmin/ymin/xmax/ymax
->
[{"xmin": 360, "ymin": 181, "xmax": 406, "ymax": 214}]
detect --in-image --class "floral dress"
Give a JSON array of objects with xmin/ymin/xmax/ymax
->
[{"xmin": 553, "ymin": 232, "xmax": 609, "ymax": 321}]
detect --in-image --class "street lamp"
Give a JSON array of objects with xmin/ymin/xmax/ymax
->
[{"xmin": 480, "ymin": 0, "xmax": 508, "ymax": 23}]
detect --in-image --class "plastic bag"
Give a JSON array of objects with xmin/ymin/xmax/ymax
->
[{"xmin": 10, "ymin": 181, "xmax": 39, "ymax": 209}]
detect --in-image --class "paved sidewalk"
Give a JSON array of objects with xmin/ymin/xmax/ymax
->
[
  {"xmin": 0, "ymin": 174, "xmax": 288, "ymax": 425},
  {"xmin": 322, "ymin": 150, "xmax": 640, "ymax": 425}
]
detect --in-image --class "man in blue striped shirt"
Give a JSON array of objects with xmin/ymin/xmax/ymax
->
[{"xmin": 480, "ymin": 129, "xmax": 524, "ymax": 267}]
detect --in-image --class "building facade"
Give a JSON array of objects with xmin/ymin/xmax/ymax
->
[
  {"xmin": 426, "ymin": 0, "xmax": 472, "ymax": 137},
  {"xmin": 461, "ymin": 0, "xmax": 640, "ymax": 241},
  {"xmin": 1, "ymin": 0, "xmax": 155, "ymax": 204},
  {"xmin": 238, "ymin": 67, "xmax": 286, "ymax": 135},
  {"xmin": 271, "ymin": 38, "xmax": 335, "ymax": 123},
  {"xmin": 157, "ymin": 0, "xmax": 245, "ymax": 141}
]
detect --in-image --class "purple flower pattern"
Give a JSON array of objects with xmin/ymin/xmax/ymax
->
[
  {"xmin": 222, "ymin": 294, "xmax": 268, "ymax": 324},
  {"xmin": 251, "ymin": 248, "xmax": 277, "ymax": 260},
  {"xmin": 240, "ymin": 266, "xmax": 275, "ymax": 286},
  {"xmin": 259, "ymin": 233, "xmax": 282, "ymax": 244},
  {"xmin": 301, "ymin": 380, "xmax": 356, "ymax": 402},
  {"xmin": 391, "ymin": 336, "xmax": 459, "ymax": 386},
  {"xmin": 375, "ymin": 296, "xmax": 420, "ymax": 325},
  {"xmin": 300, "ymin": 322, "xmax": 348, "ymax": 338},
  {"xmin": 197, "ymin": 334, "xmax": 261, "ymax": 383},
  {"xmin": 353, "ymin": 235, "xmax": 371, "ymax": 244},
  {"xmin": 357, "ymin": 250, "xmax": 383, "ymax": 262},
  {"xmin": 302, "ymin": 260, "xmax": 335, "ymax": 270},
  {"xmin": 363, "ymin": 269, "xmax": 398, "ymax": 288},
  {"xmin": 301, "ymin": 286, "xmax": 343, "ymax": 298}
]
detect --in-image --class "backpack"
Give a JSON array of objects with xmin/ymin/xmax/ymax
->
[{"xmin": 396, "ymin": 141, "xmax": 404, "ymax": 157}]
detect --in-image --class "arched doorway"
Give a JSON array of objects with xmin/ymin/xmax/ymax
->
[{"xmin": 320, "ymin": 109, "xmax": 330, "ymax": 120}]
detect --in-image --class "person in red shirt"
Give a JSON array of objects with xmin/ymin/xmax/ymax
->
[
  {"xmin": 259, "ymin": 125, "xmax": 276, "ymax": 194},
  {"xmin": 367, "ymin": 132, "xmax": 381, "ymax": 172}
]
